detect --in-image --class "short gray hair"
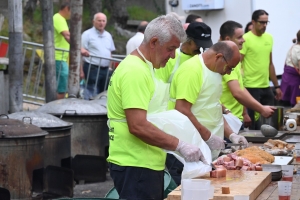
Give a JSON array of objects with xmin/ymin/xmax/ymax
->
[
  {"xmin": 144, "ymin": 14, "xmax": 186, "ymax": 45},
  {"xmin": 211, "ymin": 41, "xmax": 233, "ymax": 60}
]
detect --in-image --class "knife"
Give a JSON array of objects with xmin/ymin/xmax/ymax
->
[{"xmin": 224, "ymin": 142, "xmax": 245, "ymax": 149}]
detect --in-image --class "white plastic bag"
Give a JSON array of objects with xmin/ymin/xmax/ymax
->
[
  {"xmin": 223, "ymin": 113, "xmax": 242, "ymax": 134},
  {"xmin": 147, "ymin": 110, "xmax": 212, "ymax": 179}
]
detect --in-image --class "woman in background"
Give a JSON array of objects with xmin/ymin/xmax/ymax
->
[
  {"xmin": 244, "ymin": 22, "xmax": 252, "ymax": 33},
  {"xmin": 280, "ymin": 30, "xmax": 300, "ymax": 106}
]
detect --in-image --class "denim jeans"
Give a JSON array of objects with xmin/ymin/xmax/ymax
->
[
  {"xmin": 83, "ymin": 62, "xmax": 109, "ymax": 100},
  {"xmin": 109, "ymin": 163, "xmax": 164, "ymax": 200},
  {"xmin": 55, "ymin": 60, "xmax": 69, "ymax": 93}
]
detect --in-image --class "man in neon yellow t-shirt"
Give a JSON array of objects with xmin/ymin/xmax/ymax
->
[
  {"xmin": 240, "ymin": 9, "xmax": 282, "ymax": 129},
  {"xmin": 53, "ymin": 2, "xmax": 70, "ymax": 99},
  {"xmin": 167, "ymin": 41, "xmax": 249, "ymax": 184},
  {"xmin": 220, "ymin": 20, "xmax": 275, "ymax": 129},
  {"xmin": 107, "ymin": 14, "xmax": 205, "ymax": 200},
  {"xmin": 155, "ymin": 22, "xmax": 213, "ymax": 83}
]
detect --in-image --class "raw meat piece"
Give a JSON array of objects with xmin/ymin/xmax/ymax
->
[
  {"xmin": 210, "ymin": 168, "xmax": 227, "ymax": 178},
  {"xmin": 222, "ymin": 187, "xmax": 230, "ymax": 194}
]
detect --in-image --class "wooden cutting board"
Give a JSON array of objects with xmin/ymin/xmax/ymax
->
[{"xmin": 167, "ymin": 171, "xmax": 271, "ymax": 200}]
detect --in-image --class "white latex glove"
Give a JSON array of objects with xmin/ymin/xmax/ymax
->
[
  {"xmin": 205, "ymin": 134, "xmax": 225, "ymax": 150},
  {"xmin": 229, "ymin": 133, "xmax": 249, "ymax": 147},
  {"xmin": 176, "ymin": 140, "xmax": 208, "ymax": 164}
]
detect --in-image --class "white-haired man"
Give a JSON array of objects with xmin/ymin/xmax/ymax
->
[
  {"xmin": 107, "ymin": 14, "xmax": 205, "ymax": 199},
  {"xmin": 81, "ymin": 12, "xmax": 115, "ymax": 100}
]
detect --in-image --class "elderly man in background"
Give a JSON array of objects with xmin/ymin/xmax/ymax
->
[
  {"xmin": 219, "ymin": 20, "xmax": 275, "ymax": 129},
  {"xmin": 126, "ymin": 21, "xmax": 148, "ymax": 55},
  {"xmin": 53, "ymin": 1, "xmax": 70, "ymax": 99},
  {"xmin": 107, "ymin": 14, "xmax": 206, "ymax": 200},
  {"xmin": 81, "ymin": 12, "xmax": 115, "ymax": 100}
]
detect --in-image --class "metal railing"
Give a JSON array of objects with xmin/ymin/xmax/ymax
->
[{"xmin": 0, "ymin": 36, "xmax": 124, "ymax": 105}]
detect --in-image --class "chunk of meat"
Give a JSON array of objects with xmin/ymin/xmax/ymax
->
[
  {"xmin": 235, "ymin": 158, "xmax": 244, "ymax": 168},
  {"xmin": 223, "ymin": 156, "xmax": 232, "ymax": 162},
  {"xmin": 255, "ymin": 166, "xmax": 262, "ymax": 171},
  {"xmin": 210, "ymin": 168, "xmax": 227, "ymax": 178}
]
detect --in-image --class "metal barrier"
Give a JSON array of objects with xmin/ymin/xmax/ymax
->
[
  {"xmin": 0, "ymin": 36, "xmax": 124, "ymax": 105},
  {"xmin": 81, "ymin": 55, "xmax": 122, "ymax": 100}
]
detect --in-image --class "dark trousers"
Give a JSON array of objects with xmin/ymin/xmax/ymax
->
[
  {"xmin": 109, "ymin": 163, "xmax": 164, "ymax": 200},
  {"xmin": 246, "ymin": 87, "xmax": 274, "ymax": 130},
  {"xmin": 165, "ymin": 154, "xmax": 183, "ymax": 186},
  {"xmin": 83, "ymin": 62, "xmax": 109, "ymax": 100}
]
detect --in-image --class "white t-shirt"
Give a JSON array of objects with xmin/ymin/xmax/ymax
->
[
  {"xmin": 285, "ymin": 44, "xmax": 300, "ymax": 68},
  {"xmin": 126, "ymin": 32, "xmax": 144, "ymax": 55}
]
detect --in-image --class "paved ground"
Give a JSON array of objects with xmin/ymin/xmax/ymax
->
[{"xmin": 73, "ymin": 172, "xmax": 115, "ymax": 198}]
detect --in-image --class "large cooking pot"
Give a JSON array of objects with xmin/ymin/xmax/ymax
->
[
  {"xmin": 259, "ymin": 106, "xmax": 284, "ymax": 130},
  {"xmin": 6, "ymin": 111, "xmax": 72, "ymax": 167},
  {"xmin": 91, "ymin": 90, "xmax": 107, "ymax": 100},
  {"xmin": 37, "ymin": 98, "xmax": 108, "ymax": 157},
  {"xmin": 0, "ymin": 115, "xmax": 48, "ymax": 199}
]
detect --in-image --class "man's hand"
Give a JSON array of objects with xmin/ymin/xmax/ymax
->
[
  {"xmin": 176, "ymin": 140, "xmax": 207, "ymax": 164},
  {"xmin": 275, "ymin": 88, "xmax": 282, "ymax": 100},
  {"xmin": 205, "ymin": 134, "xmax": 225, "ymax": 151},
  {"xmin": 229, "ymin": 133, "xmax": 248, "ymax": 147},
  {"xmin": 242, "ymin": 113, "xmax": 252, "ymax": 128},
  {"xmin": 261, "ymin": 106, "xmax": 276, "ymax": 118},
  {"xmin": 81, "ymin": 48, "xmax": 90, "ymax": 57}
]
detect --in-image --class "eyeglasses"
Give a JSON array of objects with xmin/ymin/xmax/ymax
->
[
  {"xmin": 222, "ymin": 55, "xmax": 234, "ymax": 72},
  {"xmin": 256, "ymin": 21, "xmax": 270, "ymax": 25}
]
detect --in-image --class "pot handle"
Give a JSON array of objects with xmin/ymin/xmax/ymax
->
[
  {"xmin": 0, "ymin": 114, "xmax": 8, "ymax": 119},
  {"xmin": 22, "ymin": 117, "xmax": 32, "ymax": 124},
  {"xmin": 60, "ymin": 110, "xmax": 77, "ymax": 118},
  {"xmin": 0, "ymin": 131, "xmax": 5, "ymax": 138}
]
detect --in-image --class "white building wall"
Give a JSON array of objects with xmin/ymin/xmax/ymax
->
[{"xmin": 166, "ymin": 0, "xmax": 300, "ymax": 75}]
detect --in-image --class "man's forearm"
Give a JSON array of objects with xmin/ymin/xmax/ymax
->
[
  {"xmin": 223, "ymin": 117, "xmax": 233, "ymax": 139},
  {"xmin": 269, "ymin": 63, "xmax": 279, "ymax": 87}
]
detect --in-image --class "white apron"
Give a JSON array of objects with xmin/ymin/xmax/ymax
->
[
  {"xmin": 191, "ymin": 54, "xmax": 224, "ymax": 159},
  {"xmin": 136, "ymin": 48, "xmax": 171, "ymax": 113}
]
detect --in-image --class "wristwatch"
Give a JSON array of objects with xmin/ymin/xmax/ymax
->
[
  {"xmin": 223, "ymin": 108, "xmax": 231, "ymax": 114},
  {"xmin": 274, "ymin": 86, "xmax": 280, "ymax": 89}
]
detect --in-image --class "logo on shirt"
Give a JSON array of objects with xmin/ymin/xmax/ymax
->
[{"xmin": 109, "ymin": 134, "xmax": 114, "ymax": 141}]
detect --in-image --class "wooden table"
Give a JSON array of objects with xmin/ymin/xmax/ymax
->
[
  {"xmin": 167, "ymin": 170, "xmax": 300, "ymax": 200},
  {"xmin": 167, "ymin": 142, "xmax": 300, "ymax": 200}
]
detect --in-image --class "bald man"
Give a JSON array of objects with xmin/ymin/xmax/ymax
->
[
  {"xmin": 81, "ymin": 12, "xmax": 116, "ymax": 100},
  {"xmin": 166, "ymin": 41, "xmax": 249, "ymax": 184},
  {"xmin": 126, "ymin": 21, "xmax": 148, "ymax": 55}
]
